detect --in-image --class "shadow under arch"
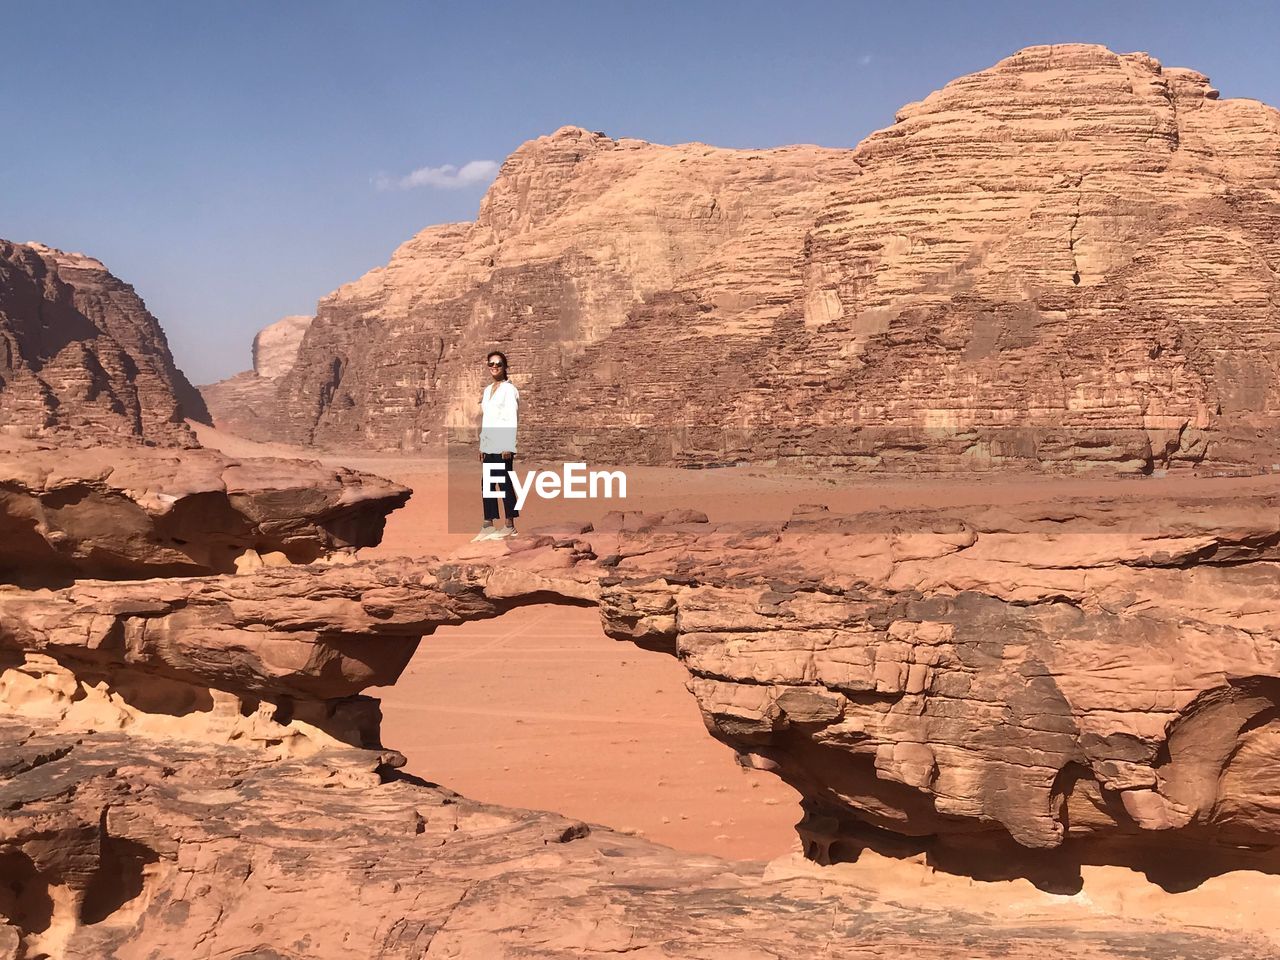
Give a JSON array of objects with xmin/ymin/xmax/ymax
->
[{"xmin": 793, "ymin": 677, "xmax": 1280, "ymax": 895}]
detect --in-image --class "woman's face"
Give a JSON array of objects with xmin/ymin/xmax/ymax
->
[{"xmin": 487, "ymin": 355, "xmax": 506, "ymax": 380}]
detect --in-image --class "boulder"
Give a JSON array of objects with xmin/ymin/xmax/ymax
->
[{"xmin": 0, "ymin": 442, "xmax": 410, "ymax": 584}]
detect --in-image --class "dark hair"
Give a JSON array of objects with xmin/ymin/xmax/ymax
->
[{"xmin": 486, "ymin": 350, "xmax": 509, "ymax": 379}]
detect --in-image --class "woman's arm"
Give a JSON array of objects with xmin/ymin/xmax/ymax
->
[{"xmin": 501, "ymin": 383, "xmax": 518, "ymax": 458}]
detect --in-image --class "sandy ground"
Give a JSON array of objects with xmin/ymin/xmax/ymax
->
[{"xmin": 193, "ymin": 424, "xmax": 1277, "ymax": 860}]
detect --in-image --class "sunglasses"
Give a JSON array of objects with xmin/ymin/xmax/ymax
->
[{"xmin": 487, "ymin": 361, "xmax": 505, "ymax": 368}]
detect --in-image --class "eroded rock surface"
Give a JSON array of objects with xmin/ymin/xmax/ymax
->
[
  {"xmin": 0, "ymin": 442, "xmax": 410, "ymax": 585},
  {"xmin": 2, "ymin": 479, "xmax": 1279, "ymax": 953},
  {"xmin": 0, "ymin": 560, "xmax": 507, "ymax": 753},
  {"xmin": 5, "ymin": 484, "xmax": 1278, "ymax": 887},
  {"xmin": 253, "ymin": 314, "xmax": 313, "ymax": 379},
  {"xmin": 205, "ymin": 44, "xmax": 1280, "ymax": 473},
  {"xmin": 561, "ymin": 496, "xmax": 1280, "ymax": 887},
  {"xmin": 203, "ymin": 127, "xmax": 862, "ymax": 450},
  {"xmin": 0, "ymin": 240, "xmax": 208, "ymax": 445},
  {"xmin": 457, "ymin": 488, "xmax": 1280, "ymax": 885},
  {"xmin": 6, "ymin": 720, "xmax": 1271, "ymax": 959}
]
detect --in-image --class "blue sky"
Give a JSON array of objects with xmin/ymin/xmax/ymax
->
[{"xmin": 3, "ymin": 1, "xmax": 1278, "ymax": 383}]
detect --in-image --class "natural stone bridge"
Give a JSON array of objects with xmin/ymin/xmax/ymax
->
[{"xmin": 2, "ymin": 444, "xmax": 1278, "ymax": 955}]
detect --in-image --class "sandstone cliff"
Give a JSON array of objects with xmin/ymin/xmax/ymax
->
[
  {"xmin": 205, "ymin": 126, "xmax": 862, "ymax": 449},
  {"xmin": 200, "ymin": 313, "xmax": 313, "ymax": 438},
  {"xmin": 0, "ymin": 240, "xmax": 209, "ymax": 445},
  {"xmin": 206, "ymin": 44, "xmax": 1280, "ymax": 473},
  {"xmin": 253, "ymin": 313, "xmax": 313, "ymax": 378}
]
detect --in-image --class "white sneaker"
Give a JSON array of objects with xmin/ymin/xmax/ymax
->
[
  {"xmin": 471, "ymin": 527, "xmax": 500, "ymax": 542},
  {"xmin": 492, "ymin": 526, "xmax": 516, "ymax": 539}
]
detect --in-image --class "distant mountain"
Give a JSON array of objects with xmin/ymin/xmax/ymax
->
[
  {"xmin": 0, "ymin": 239, "xmax": 208, "ymax": 446},
  {"xmin": 204, "ymin": 44, "xmax": 1280, "ymax": 473},
  {"xmin": 197, "ymin": 313, "xmax": 311, "ymax": 440}
]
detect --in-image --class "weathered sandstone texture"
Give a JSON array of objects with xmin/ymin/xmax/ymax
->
[
  {"xmin": 200, "ymin": 313, "xmax": 313, "ymax": 438},
  {"xmin": 742, "ymin": 44, "xmax": 1280, "ymax": 474},
  {"xmin": 439, "ymin": 489, "xmax": 1280, "ymax": 886},
  {"xmin": 0, "ymin": 561, "xmax": 509, "ymax": 753},
  {"xmin": 2, "ymin": 475, "xmax": 1279, "ymax": 953},
  {"xmin": 7, "ymin": 721, "xmax": 1271, "ymax": 959},
  {"xmin": 4, "ymin": 483, "xmax": 1277, "ymax": 887},
  {"xmin": 0, "ymin": 240, "xmax": 208, "ymax": 446},
  {"xmin": 0, "ymin": 442, "xmax": 409, "ymax": 585},
  {"xmin": 254, "ymin": 314, "xmax": 313, "ymax": 379},
  {"xmin": 557, "ymin": 497, "xmax": 1280, "ymax": 889},
  {"xmin": 205, "ymin": 44, "xmax": 1280, "ymax": 473},
  {"xmin": 204, "ymin": 126, "xmax": 862, "ymax": 450}
]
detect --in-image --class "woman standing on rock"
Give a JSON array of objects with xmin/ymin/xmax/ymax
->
[{"xmin": 473, "ymin": 350, "xmax": 520, "ymax": 541}]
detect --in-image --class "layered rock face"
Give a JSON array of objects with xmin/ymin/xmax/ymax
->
[
  {"xmin": 11, "ymin": 721, "xmax": 1272, "ymax": 959},
  {"xmin": 199, "ymin": 313, "xmax": 312, "ymax": 438},
  {"xmin": 563, "ymin": 496, "xmax": 1280, "ymax": 885},
  {"xmin": 204, "ymin": 127, "xmax": 862, "ymax": 449},
  {"xmin": 740, "ymin": 44, "xmax": 1280, "ymax": 473},
  {"xmin": 254, "ymin": 314, "xmax": 313, "ymax": 378},
  {"xmin": 441, "ymin": 488, "xmax": 1277, "ymax": 888},
  {"xmin": 6, "ymin": 481, "xmax": 1279, "ymax": 884},
  {"xmin": 0, "ymin": 441, "xmax": 410, "ymax": 585},
  {"xmin": 207, "ymin": 44, "xmax": 1280, "ymax": 473},
  {"xmin": 0, "ymin": 562, "xmax": 474, "ymax": 753},
  {"xmin": 4, "ymin": 479, "xmax": 1280, "ymax": 953},
  {"xmin": 0, "ymin": 240, "xmax": 208, "ymax": 446}
]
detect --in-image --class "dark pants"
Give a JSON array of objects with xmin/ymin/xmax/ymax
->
[{"xmin": 481, "ymin": 453, "xmax": 519, "ymax": 522}]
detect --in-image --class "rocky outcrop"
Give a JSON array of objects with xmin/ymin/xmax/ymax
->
[
  {"xmin": 563, "ymin": 495, "xmax": 1280, "ymax": 887},
  {"xmin": 206, "ymin": 44, "xmax": 1280, "ymax": 473},
  {"xmin": 253, "ymin": 314, "xmax": 312, "ymax": 378},
  {"xmin": 0, "ymin": 560, "xmax": 506, "ymax": 752},
  {"xmin": 8, "ymin": 720, "xmax": 1273, "ymax": 959},
  {"xmin": 5, "ymin": 480, "xmax": 1279, "ymax": 889},
  {"xmin": 201, "ymin": 314, "xmax": 312, "ymax": 438},
  {"xmin": 448, "ymin": 488, "xmax": 1280, "ymax": 886},
  {"xmin": 2, "ymin": 473, "xmax": 1279, "ymax": 952},
  {"xmin": 0, "ymin": 240, "xmax": 208, "ymax": 446},
  {"xmin": 723, "ymin": 44, "xmax": 1280, "ymax": 474},
  {"xmin": 0, "ymin": 441, "xmax": 410, "ymax": 585}
]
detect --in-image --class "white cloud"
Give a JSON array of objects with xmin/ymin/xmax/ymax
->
[
  {"xmin": 375, "ymin": 159, "xmax": 500, "ymax": 191},
  {"xmin": 858, "ymin": 53, "xmax": 873, "ymax": 66}
]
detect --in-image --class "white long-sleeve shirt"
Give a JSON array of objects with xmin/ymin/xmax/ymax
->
[{"xmin": 479, "ymin": 380, "xmax": 519, "ymax": 453}]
